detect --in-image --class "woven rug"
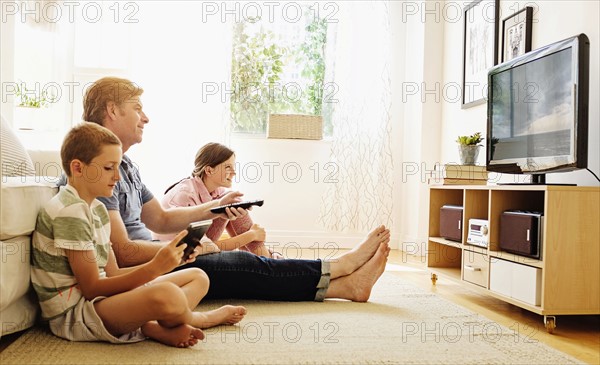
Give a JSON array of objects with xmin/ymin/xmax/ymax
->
[{"xmin": 0, "ymin": 272, "xmax": 583, "ymax": 365}]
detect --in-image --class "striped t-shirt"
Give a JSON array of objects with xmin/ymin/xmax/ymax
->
[{"xmin": 31, "ymin": 184, "xmax": 111, "ymax": 320}]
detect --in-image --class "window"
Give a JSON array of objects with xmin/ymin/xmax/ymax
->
[
  {"xmin": 11, "ymin": 1, "xmax": 134, "ymax": 134},
  {"xmin": 70, "ymin": 1, "xmax": 133, "ymax": 125},
  {"xmin": 230, "ymin": 4, "xmax": 334, "ymax": 135},
  {"xmin": 72, "ymin": 3, "xmax": 131, "ymax": 70},
  {"xmin": 12, "ymin": 15, "xmax": 64, "ymax": 132}
]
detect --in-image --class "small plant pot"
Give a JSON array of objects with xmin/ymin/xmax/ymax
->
[
  {"xmin": 14, "ymin": 106, "xmax": 42, "ymax": 130},
  {"xmin": 458, "ymin": 145, "xmax": 480, "ymax": 165}
]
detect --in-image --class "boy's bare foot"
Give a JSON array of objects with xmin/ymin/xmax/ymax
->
[
  {"xmin": 192, "ymin": 305, "xmax": 247, "ymax": 329},
  {"xmin": 327, "ymin": 241, "xmax": 390, "ymax": 302},
  {"xmin": 142, "ymin": 322, "xmax": 204, "ymax": 348},
  {"xmin": 330, "ymin": 225, "xmax": 390, "ymax": 278}
]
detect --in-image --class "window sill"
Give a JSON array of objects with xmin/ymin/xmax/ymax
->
[
  {"xmin": 231, "ymin": 132, "xmax": 334, "ymax": 143},
  {"xmin": 16, "ymin": 129, "xmax": 64, "ymax": 151}
]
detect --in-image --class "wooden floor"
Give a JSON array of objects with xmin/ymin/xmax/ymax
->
[
  {"xmin": 2, "ymin": 249, "xmax": 599, "ymax": 363},
  {"xmin": 386, "ymin": 250, "xmax": 600, "ymax": 365}
]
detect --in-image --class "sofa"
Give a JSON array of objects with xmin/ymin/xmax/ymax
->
[{"xmin": 0, "ymin": 116, "xmax": 61, "ymax": 338}]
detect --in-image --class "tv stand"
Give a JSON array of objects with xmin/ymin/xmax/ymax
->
[{"xmin": 427, "ymin": 185, "xmax": 599, "ymax": 333}]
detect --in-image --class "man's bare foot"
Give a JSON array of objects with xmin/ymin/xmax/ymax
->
[
  {"xmin": 142, "ymin": 322, "xmax": 204, "ymax": 348},
  {"xmin": 191, "ymin": 305, "xmax": 247, "ymax": 329},
  {"xmin": 330, "ymin": 225, "xmax": 390, "ymax": 278},
  {"xmin": 326, "ymin": 241, "xmax": 390, "ymax": 302}
]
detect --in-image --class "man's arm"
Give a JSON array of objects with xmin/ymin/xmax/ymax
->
[
  {"xmin": 140, "ymin": 192, "xmax": 248, "ymax": 235},
  {"xmin": 108, "ymin": 210, "xmax": 164, "ymax": 267}
]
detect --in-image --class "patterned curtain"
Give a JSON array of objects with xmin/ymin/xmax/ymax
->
[{"xmin": 319, "ymin": 1, "xmax": 394, "ymax": 232}]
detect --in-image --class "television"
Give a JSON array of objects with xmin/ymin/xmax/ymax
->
[{"xmin": 487, "ymin": 34, "xmax": 590, "ymax": 184}]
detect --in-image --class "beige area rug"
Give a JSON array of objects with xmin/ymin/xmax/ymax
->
[{"xmin": 0, "ymin": 272, "xmax": 583, "ymax": 365}]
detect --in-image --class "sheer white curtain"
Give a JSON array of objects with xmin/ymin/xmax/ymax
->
[{"xmin": 319, "ymin": 1, "xmax": 394, "ymax": 232}]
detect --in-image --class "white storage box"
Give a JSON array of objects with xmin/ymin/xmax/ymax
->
[{"xmin": 490, "ymin": 258, "xmax": 542, "ymax": 306}]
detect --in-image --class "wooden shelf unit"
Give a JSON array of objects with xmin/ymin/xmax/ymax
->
[{"xmin": 427, "ymin": 185, "xmax": 600, "ymax": 330}]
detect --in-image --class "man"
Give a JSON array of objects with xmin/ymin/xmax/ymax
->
[{"xmin": 76, "ymin": 76, "xmax": 390, "ymax": 302}]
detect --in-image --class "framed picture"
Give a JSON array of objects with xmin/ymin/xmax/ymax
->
[
  {"xmin": 462, "ymin": 0, "xmax": 499, "ymax": 108},
  {"xmin": 501, "ymin": 7, "xmax": 533, "ymax": 63}
]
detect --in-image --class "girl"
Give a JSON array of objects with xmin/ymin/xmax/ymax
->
[{"xmin": 156, "ymin": 143, "xmax": 282, "ymax": 259}]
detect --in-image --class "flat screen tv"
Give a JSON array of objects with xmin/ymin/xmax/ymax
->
[{"xmin": 487, "ymin": 34, "xmax": 589, "ymax": 184}]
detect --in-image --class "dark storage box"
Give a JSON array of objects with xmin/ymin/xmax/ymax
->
[
  {"xmin": 440, "ymin": 205, "xmax": 463, "ymax": 242},
  {"xmin": 499, "ymin": 211, "xmax": 543, "ymax": 259}
]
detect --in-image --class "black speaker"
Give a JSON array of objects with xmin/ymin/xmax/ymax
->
[
  {"xmin": 499, "ymin": 211, "xmax": 543, "ymax": 259},
  {"xmin": 440, "ymin": 205, "xmax": 463, "ymax": 242}
]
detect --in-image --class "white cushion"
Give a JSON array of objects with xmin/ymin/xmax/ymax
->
[
  {"xmin": 0, "ymin": 176, "xmax": 58, "ymax": 240},
  {"xmin": 0, "ymin": 235, "xmax": 39, "ymax": 337},
  {"xmin": 27, "ymin": 149, "xmax": 62, "ymax": 177},
  {"xmin": 0, "ymin": 291, "xmax": 38, "ymax": 337},
  {"xmin": 1, "ymin": 115, "xmax": 36, "ymax": 176},
  {"xmin": 0, "ymin": 236, "xmax": 32, "ymax": 311}
]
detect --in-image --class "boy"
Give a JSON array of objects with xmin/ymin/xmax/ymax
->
[{"xmin": 31, "ymin": 122, "xmax": 246, "ymax": 347}]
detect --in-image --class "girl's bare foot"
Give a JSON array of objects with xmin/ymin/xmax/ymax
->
[
  {"xmin": 269, "ymin": 248, "xmax": 284, "ymax": 259},
  {"xmin": 142, "ymin": 322, "xmax": 204, "ymax": 348},
  {"xmin": 330, "ymin": 225, "xmax": 390, "ymax": 278},
  {"xmin": 327, "ymin": 242, "xmax": 390, "ymax": 302},
  {"xmin": 192, "ymin": 305, "xmax": 247, "ymax": 329}
]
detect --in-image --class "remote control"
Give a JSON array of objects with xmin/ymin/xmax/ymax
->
[{"xmin": 210, "ymin": 199, "xmax": 264, "ymax": 214}]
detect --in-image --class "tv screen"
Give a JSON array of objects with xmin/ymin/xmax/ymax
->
[{"xmin": 487, "ymin": 34, "xmax": 589, "ymax": 183}]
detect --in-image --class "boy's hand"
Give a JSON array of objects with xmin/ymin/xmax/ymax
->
[{"xmin": 151, "ymin": 230, "xmax": 188, "ymax": 274}]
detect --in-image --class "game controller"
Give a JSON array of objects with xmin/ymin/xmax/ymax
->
[{"xmin": 177, "ymin": 220, "xmax": 212, "ymax": 261}]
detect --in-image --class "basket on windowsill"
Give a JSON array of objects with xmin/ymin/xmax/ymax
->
[{"xmin": 267, "ymin": 114, "xmax": 323, "ymax": 140}]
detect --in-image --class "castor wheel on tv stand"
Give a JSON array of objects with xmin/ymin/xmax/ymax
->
[
  {"xmin": 430, "ymin": 273, "xmax": 438, "ymax": 285},
  {"xmin": 544, "ymin": 316, "xmax": 556, "ymax": 334}
]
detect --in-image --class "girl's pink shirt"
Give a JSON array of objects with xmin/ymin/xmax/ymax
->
[{"xmin": 154, "ymin": 176, "xmax": 253, "ymax": 242}]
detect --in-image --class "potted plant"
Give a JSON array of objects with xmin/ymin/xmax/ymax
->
[
  {"xmin": 456, "ymin": 132, "xmax": 484, "ymax": 165},
  {"xmin": 14, "ymin": 83, "xmax": 54, "ymax": 130}
]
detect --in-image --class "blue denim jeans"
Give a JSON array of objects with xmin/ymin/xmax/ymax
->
[{"xmin": 176, "ymin": 251, "xmax": 330, "ymax": 301}]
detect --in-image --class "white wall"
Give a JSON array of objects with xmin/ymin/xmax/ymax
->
[
  {"xmin": 4, "ymin": 1, "xmax": 596, "ymax": 253},
  {"xmin": 2, "ymin": 2, "xmax": 406, "ymax": 251},
  {"xmin": 440, "ymin": 0, "xmax": 600, "ymax": 186},
  {"xmin": 143, "ymin": 3, "xmax": 409, "ymax": 252},
  {"xmin": 226, "ymin": 137, "xmax": 368, "ymax": 253},
  {"xmin": 393, "ymin": 0, "xmax": 600, "ymax": 256},
  {"xmin": 126, "ymin": 2, "xmax": 231, "ymax": 197},
  {"xmin": 396, "ymin": 2, "xmax": 445, "ymax": 256},
  {"xmin": 1, "ymin": 9, "xmax": 15, "ymax": 124}
]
